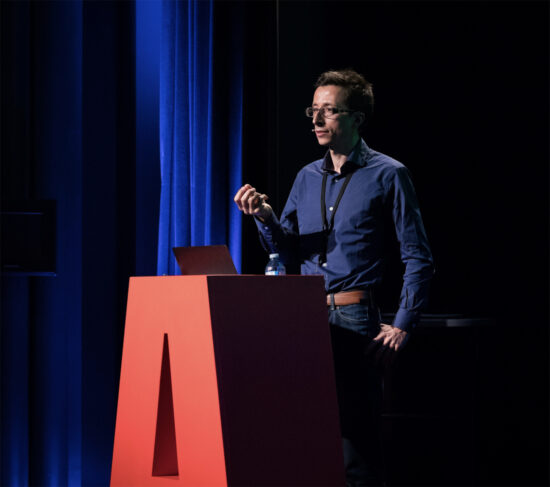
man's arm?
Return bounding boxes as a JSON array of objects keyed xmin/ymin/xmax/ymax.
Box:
[
  {"xmin": 389, "ymin": 166, "xmax": 434, "ymax": 331},
  {"xmin": 234, "ymin": 183, "xmax": 300, "ymax": 266},
  {"xmin": 366, "ymin": 166, "xmax": 434, "ymax": 368}
]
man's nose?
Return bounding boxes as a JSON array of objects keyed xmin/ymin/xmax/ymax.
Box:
[{"xmin": 313, "ymin": 109, "xmax": 325, "ymax": 125}]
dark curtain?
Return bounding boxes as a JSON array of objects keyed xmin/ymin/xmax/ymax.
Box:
[{"xmin": 1, "ymin": 1, "xmax": 273, "ymax": 485}]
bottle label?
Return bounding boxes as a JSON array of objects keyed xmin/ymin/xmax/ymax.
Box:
[{"xmin": 265, "ymin": 270, "xmax": 279, "ymax": 276}]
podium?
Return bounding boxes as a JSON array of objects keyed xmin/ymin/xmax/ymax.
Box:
[{"xmin": 110, "ymin": 275, "xmax": 345, "ymax": 486}]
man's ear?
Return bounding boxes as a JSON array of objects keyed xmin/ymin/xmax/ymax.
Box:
[{"xmin": 354, "ymin": 111, "xmax": 365, "ymax": 128}]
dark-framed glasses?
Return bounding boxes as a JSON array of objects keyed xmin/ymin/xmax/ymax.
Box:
[{"xmin": 305, "ymin": 106, "xmax": 352, "ymax": 119}]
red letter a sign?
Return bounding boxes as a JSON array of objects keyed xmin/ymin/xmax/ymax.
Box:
[{"xmin": 110, "ymin": 276, "xmax": 228, "ymax": 486}]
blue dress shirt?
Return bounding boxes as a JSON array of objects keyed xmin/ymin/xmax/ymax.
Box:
[{"xmin": 256, "ymin": 139, "xmax": 434, "ymax": 332}]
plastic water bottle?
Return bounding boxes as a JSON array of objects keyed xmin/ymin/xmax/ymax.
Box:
[{"xmin": 265, "ymin": 253, "xmax": 286, "ymax": 276}]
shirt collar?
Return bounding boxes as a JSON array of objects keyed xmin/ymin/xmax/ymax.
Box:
[{"xmin": 321, "ymin": 138, "xmax": 371, "ymax": 173}]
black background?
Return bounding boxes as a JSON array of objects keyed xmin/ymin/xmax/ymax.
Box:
[{"xmin": 240, "ymin": 2, "xmax": 548, "ymax": 485}]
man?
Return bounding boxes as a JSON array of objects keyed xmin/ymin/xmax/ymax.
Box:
[{"xmin": 234, "ymin": 69, "xmax": 434, "ymax": 486}]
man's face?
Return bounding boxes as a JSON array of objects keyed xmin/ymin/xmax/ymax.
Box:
[{"xmin": 311, "ymin": 85, "xmax": 359, "ymax": 150}]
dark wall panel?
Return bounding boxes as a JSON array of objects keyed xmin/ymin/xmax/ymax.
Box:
[
  {"xmin": 1, "ymin": 1, "xmax": 138, "ymax": 485},
  {"xmin": 276, "ymin": 0, "xmax": 548, "ymax": 322},
  {"xmin": 81, "ymin": 3, "xmax": 136, "ymax": 485},
  {"xmin": 273, "ymin": 2, "xmax": 548, "ymax": 485},
  {"xmin": 27, "ymin": 2, "xmax": 83, "ymax": 486}
]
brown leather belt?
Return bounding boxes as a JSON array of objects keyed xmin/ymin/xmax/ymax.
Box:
[{"xmin": 326, "ymin": 290, "xmax": 370, "ymax": 307}]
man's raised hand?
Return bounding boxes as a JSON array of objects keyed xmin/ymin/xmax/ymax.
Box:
[{"xmin": 234, "ymin": 184, "xmax": 272, "ymax": 220}]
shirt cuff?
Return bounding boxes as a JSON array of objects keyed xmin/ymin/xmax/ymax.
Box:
[
  {"xmin": 253, "ymin": 213, "xmax": 280, "ymax": 254},
  {"xmin": 254, "ymin": 212, "xmax": 278, "ymax": 233},
  {"xmin": 392, "ymin": 307, "xmax": 420, "ymax": 333}
]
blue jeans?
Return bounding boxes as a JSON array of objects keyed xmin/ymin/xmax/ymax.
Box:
[
  {"xmin": 328, "ymin": 302, "xmax": 381, "ymax": 337},
  {"xmin": 328, "ymin": 304, "xmax": 384, "ymax": 486}
]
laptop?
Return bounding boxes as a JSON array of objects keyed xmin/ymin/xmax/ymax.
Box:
[{"xmin": 171, "ymin": 245, "xmax": 237, "ymax": 275}]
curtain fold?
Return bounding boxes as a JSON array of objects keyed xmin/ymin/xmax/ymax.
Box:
[{"xmin": 158, "ymin": 0, "xmax": 243, "ymax": 275}]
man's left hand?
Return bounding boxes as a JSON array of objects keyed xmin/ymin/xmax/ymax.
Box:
[{"xmin": 365, "ymin": 323, "xmax": 409, "ymax": 369}]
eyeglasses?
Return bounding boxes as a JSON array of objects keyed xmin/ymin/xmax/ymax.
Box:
[{"xmin": 305, "ymin": 106, "xmax": 353, "ymax": 119}]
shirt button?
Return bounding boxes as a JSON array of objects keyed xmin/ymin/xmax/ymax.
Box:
[
  {"xmin": 322, "ymin": 262, "xmax": 327, "ymax": 268},
  {"xmin": 329, "ymin": 206, "xmax": 334, "ymax": 211}
]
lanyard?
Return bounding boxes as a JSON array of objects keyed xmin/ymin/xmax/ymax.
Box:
[
  {"xmin": 321, "ymin": 170, "xmax": 354, "ymax": 233},
  {"xmin": 319, "ymin": 169, "xmax": 354, "ymax": 263}
]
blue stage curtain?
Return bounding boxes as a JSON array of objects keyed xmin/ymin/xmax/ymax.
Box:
[
  {"xmin": 158, "ymin": 0, "xmax": 243, "ymax": 275},
  {"xmin": 2, "ymin": 1, "xmax": 246, "ymax": 485}
]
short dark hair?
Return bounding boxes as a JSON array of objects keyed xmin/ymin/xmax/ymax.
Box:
[{"xmin": 315, "ymin": 69, "xmax": 374, "ymax": 121}]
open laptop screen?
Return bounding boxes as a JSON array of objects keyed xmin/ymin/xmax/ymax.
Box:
[{"xmin": 171, "ymin": 245, "xmax": 237, "ymax": 275}]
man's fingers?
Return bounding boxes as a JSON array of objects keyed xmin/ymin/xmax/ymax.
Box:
[
  {"xmin": 234, "ymin": 184, "xmax": 273, "ymax": 222},
  {"xmin": 253, "ymin": 194, "xmax": 267, "ymax": 214},
  {"xmin": 240, "ymin": 187, "xmax": 267, "ymax": 215},
  {"xmin": 234, "ymin": 184, "xmax": 253, "ymax": 210},
  {"xmin": 240, "ymin": 187, "xmax": 257, "ymax": 214},
  {"xmin": 246, "ymin": 189, "xmax": 261, "ymax": 214},
  {"xmin": 365, "ymin": 328, "xmax": 390, "ymax": 356},
  {"xmin": 369, "ymin": 334, "xmax": 398, "ymax": 368},
  {"xmin": 242, "ymin": 187, "xmax": 254, "ymax": 213},
  {"xmin": 234, "ymin": 183, "xmax": 252, "ymax": 202},
  {"xmin": 365, "ymin": 324, "xmax": 408, "ymax": 369}
]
